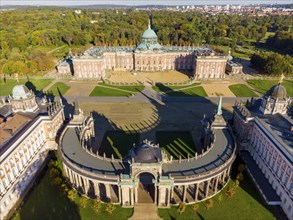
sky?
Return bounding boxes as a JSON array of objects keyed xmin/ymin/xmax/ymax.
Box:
[{"xmin": 1, "ymin": 0, "xmax": 292, "ymax": 6}]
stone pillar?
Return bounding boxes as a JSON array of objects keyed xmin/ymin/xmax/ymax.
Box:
[
  {"xmin": 135, "ymin": 185, "xmax": 138, "ymax": 203},
  {"xmin": 95, "ymin": 183, "xmax": 100, "ymax": 198},
  {"xmin": 83, "ymin": 178, "xmax": 89, "ymax": 195},
  {"xmin": 194, "ymin": 183, "xmax": 199, "ymax": 202},
  {"xmin": 182, "ymin": 185, "xmax": 187, "ymax": 203},
  {"xmin": 105, "ymin": 184, "xmax": 111, "ymax": 200},
  {"xmin": 118, "ymin": 186, "xmax": 121, "ymax": 203},
  {"xmin": 131, "ymin": 187, "xmax": 134, "ymax": 206},
  {"xmin": 170, "ymin": 186, "xmax": 174, "ymax": 200},
  {"xmin": 215, "ymin": 176, "xmax": 219, "ymax": 192},
  {"xmin": 167, "ymin": 187, "xmax": 170, "ymax": 206},
  {"xmin": 205, "ymin": 180, "xmax": 210, "ymax": 198},
  {"xmin": 154, "ymin": 186, "xmax": 157, "ymax": 205}
]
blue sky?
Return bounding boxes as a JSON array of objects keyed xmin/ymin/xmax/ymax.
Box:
[{"xmin": 1, "ymin": 0, "xmax": 292, "ymax": 6}]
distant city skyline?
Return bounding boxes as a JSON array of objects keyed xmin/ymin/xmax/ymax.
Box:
[{"xmin": 1, "ymin": 0, "xmax": 292, "ymax": 6}]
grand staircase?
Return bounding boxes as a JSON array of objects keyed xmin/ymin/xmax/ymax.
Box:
[{"xmin": 129, "ymin": 203, "xmax": 161, "ymax": 220}]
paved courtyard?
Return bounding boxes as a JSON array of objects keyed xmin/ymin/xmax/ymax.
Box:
[
  {"xmin": 77, "ymin": 100, "xmax": 233, "ymax": 150},
  {"xmin": 107, "ymin": 70, "xmax": 190, "ymax": 84},
  {"xmin": 201, "ymin": 82, "xmax": 236, "ymax": 97}
]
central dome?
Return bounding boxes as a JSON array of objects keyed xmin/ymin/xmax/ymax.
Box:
[
  {"xmin": 142, "ymin": 28, "xmax": 157, "ymax": 39},
  {"xmin": 267, "ymin": 83, "xmax": 287, "ymax": 100},
  {"xmin": 132, "ymin": 143, "xmax": 162, "ymax": 163},
  {"xmin": 12, "ymin": 85, "xmax": 33, "ymax": 100}
]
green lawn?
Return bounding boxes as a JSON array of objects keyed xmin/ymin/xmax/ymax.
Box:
[
  {"xmin": 229, "ymin": 84, "xmax": 258, "ymax": 97},
  {"xmin": 156, "ymin": 131, "xmax": 196, "ymax": 159},
  {"xmin": 153, "ymin": 83, "xmax": 207, "ymax": 97},
  {"xmin": 12, "ymin": 164, "xmax": 133, "ymax": 220},
  {"xmin": 0, "ymin": 78, "xmax": 53, "ymax": 96},
  {"xmin": 90, "ymin": 84, "xmax": 145, "ymax": 97},
  {"xmin": 247, "ymin": 79, "xmax": 293, "ymax": 97},
  {"xmin": 158, "ymin": 177, "xmax": 275, "ymax": 220},
  {"xmin": 46, "ymin": 82, "xmax": 70, "ymax": 96},
  {"xmin": 98, "ymin": 131, "xmax": 140, "ymax": 159}
]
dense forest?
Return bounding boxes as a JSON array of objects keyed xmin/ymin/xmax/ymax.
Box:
[{"xmin": 0, "ymin": 7, "xmax": 292, "ymax": 76}]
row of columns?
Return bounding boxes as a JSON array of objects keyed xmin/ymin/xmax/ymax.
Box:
[{"xmin": 64, "ymin": 163, "xmax": 231, "ymax": 207}]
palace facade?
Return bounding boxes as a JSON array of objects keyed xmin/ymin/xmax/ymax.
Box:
[
  {"xmin": 232, "ymin": 82, "xmax": 292, "ymax": 219},
  {"xmin": 0, "ymin": 85, "xmax": 64, "ymax": 219},
  {"xmin": 59, "ymin": 98, "xmax": 236, "ymax": 207},
  {"xmin": 57, "ymin": 21, "xmax": 229, "ymax": 79}
]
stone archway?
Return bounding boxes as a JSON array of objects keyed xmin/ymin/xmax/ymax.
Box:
[{"xmin": 137, "ymin": 172, "xmax": 155, "ymax": 204}]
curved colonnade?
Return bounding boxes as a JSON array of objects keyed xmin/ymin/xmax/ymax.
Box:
[{"xmin": 59, "ymin": 115, "xmax": 236, "ymax": 207}]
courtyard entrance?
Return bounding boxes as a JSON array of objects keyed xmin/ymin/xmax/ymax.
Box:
[{"xmin": 137, "ymin": 173, "xmax": 155, "ymax": 204}]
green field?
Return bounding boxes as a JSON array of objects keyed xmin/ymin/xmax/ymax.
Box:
[
  {"xmin": 90, "ymin": 84, "xmax": 145, "ymax": 97},
  {"xmin": 156, "ymin": 131, "xmax": 196, "ymax": 159},
  {"xmin": 229, "ymin": 84, "xmax": 258, "ymax": 97},
  {"xmin": 158, "ymin": 177, "xmax": 275, "ymax": 220},
  {"xmin": 46, "ymin": 82, "xmax": 70, "ymax": 96},
  {"xmin": 153, "ymin": 83, "xmax": 207, "ymax": 97},
  {"xmin": 247, "ymin": 79, "xmax": 293, "ymax": 97},
  {"xmin": 0, "ymin": 78, "xmax": 53, "ymax": 96},
  {"xmin": 98, "ymin": 131, "xmax": 140, "ymax": 159},
  {"xmin": 12, "ymin": 167, "xmax": 133, "ymax": 220}
]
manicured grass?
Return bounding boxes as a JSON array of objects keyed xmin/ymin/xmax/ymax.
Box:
[
  {"xmin": 90, "ymin": 84, "xmax": 145, "ymax": 97},
  {"xmin": 229, "ymin": 84, "xmax": 258, "ymax": 97},
  {"xmin": 152, "ymin": 83, "xmax": 200, "ymax": 93},
  {"xmin": 156, "ymin": 131, "xmax": 196, "ymax": 159},
  {"xmin": 158, "ymin": 177, "xmax": 275, "ymax": 220},
  {"xmin": 153, "ymin": 83, "xmax": 207, "ymax": 97},
  {"xmin": 46, "ymin": 82, "xmax": 70, "ymax": 96},
  {"xmin": 12, "ymin": 156, "xmax": 133, "ymax": 220},
  {"xmin": 0, "ymin": 78, "xmax": 53, "ymax": 96},
  {"xmin": 99, "ymin": 83, "xmax": 145, "ymax": 93},
  {"xmin": 98, "ymin": 131, "xmax": 140, "ymax": 159},
  {"xmin": 247, "ymin": 79, "xmax": 293, "ymax": 97}
]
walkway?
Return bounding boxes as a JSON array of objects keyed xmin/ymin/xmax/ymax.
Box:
[
  {"xmin": 240, "ymin": 151, "xmax": 281, "ymax": 204},
  {"xmin": 129, "ymin": 203, "xmax": 161, "ymax": 220}
]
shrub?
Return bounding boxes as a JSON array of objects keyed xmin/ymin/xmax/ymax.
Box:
[
  {"xmin": 92, "ymin": 200, "xmax": 101, "ymax": 213},
  {"xmin": 236, "ymin": 173, "xmax": 244, "ymax": 182},
  {"xmin": 68, "ymin": 189, "xmax": 77, "ymax": 201},
  {"xmin": 205, "ymin": 199, "xmax": 214, "ymax": 210},
  {"xmin": 105, "ymin": 203, "xmax": 116, "ymax": 214},
  {"xmin": 191, "ymin": 204, "xmax": 199, "ymax": 213},
  {"xmin": 226, "ymin": 186, "xmax": 236, "ymax": 197},
  {"xmin": 177, "ymin": 202, "xmax": 186, "ymax": 215},
  {"xmin": 238, "ymin": 164, "xmax": 245, "ymax": 173},
  {"xmin": 79, "ymin": 196, "xmax": 88, "ymax": 208}
]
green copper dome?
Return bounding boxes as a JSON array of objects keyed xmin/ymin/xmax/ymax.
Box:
[
  {"xmin": 136, "ymin": 19, "xmax": 162, "ymax": 51},
  {"xmin": 142, "ymin": 28, "xmax": 157, "ymax": 39}
]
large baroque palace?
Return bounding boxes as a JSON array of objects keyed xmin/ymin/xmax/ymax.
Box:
[
  {"xmin": 0, "ymin": 86, "xmax": 64, "ymax": 219},
  {"xmin": 232, "ymin": 81, "xmax": 292, "ymax": 219},
  {"xmin": 57, "ymin": 21, "xmax": 233, "ymax": 79}
]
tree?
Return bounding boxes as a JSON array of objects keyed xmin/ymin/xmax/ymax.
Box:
[
  {"xmin": 177, "ymin": 202, "xmax": 186, "ymax": 215},
  {"xmin": 217, "ymin": 194, "xmax": 223, "ymax": 204},
  {"xmin": 79, "ymin": 196, "xmax": 88, "ymax": 208},
  {"xmin": 68, "ymin": 189, "xmax": 78, "ymax": 201},
  {"xmin": 191, "ymin": 204, "xmax": 199, "ymax": 213},
  {"xmin": 53, "ymin": 177, "xmax": 63, "ymax": 186},
  {"xmin": 92, "ymin": 200, "xmax": 101, "ymax": 213},
  {"xmin": 235, "ymin": 179, "xmax": 240, "ymax": 188},
  {"xmin": 236, "ymin": 173, "xmax": 244, "ymax": 182},
  {"xmin": 205, "ymin": 199, "xmax": 214, "ymax": 210},
  {"xmin": 105, "ymin": 203, "xmax": 116, "ymax": 214},
  {"xmin": 238, "ymin": 164, "xmax": 245, "ymax": 173},
  {"xmin": 226, "ymin": 186, "xmax": 236, "ymax": 197}
]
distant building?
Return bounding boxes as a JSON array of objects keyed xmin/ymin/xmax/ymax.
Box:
[
  {"xmin": 225, "ymin": 50, "xmax": 243, "ymax": 74},
  {"xmin": 0, "ymin": 85, "xmax": 64, "ymax": 219},
  {"xmin": 61, "ymin": 20, "xmax": 227, "ymax": 80},
  {"xmin": 232, "ymin": 80, "xmax": 292, "ymax": 219}
]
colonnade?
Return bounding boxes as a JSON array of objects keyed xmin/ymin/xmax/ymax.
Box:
[{"xmin": 63, "ymin": 161, "xmax": 231, "ymax": 207}]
